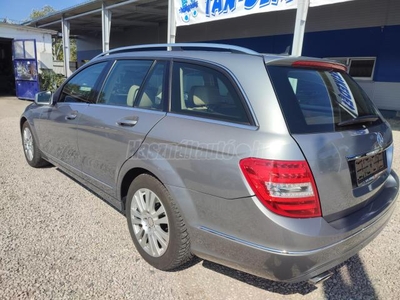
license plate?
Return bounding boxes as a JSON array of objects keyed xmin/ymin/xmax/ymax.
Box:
[{"xmin": 355, "ymin": 151, "xmax": 386, "ymax": 186}]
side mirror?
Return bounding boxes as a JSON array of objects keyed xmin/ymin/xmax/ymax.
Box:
[{"xmin": 34, "ymin": 91, "xmax": 53, "ymax": 106}]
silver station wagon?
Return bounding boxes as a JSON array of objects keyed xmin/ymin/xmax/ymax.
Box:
[{"xmin": 20, "ymin": 44, "xmax": 399, "ymax": 283}]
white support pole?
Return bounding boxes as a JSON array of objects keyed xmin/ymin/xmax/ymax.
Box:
[
  {"xmin": 61, "ymin": 17, "xmax": 71, "ymax": 77},
  {"xmin": 102, "ymin": 3, "xmax": 112, "ymax": 52},
  {"xmin": 167, "ymin": 0, "xmax": 176, "ymax": 44},
  {"xmin": 291, "ymin": 0, "xmax": 310, "ymax": 56}
]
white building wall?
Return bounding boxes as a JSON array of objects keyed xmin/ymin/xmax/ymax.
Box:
[
  {"xmin": 358, "ymin": 81, "xmax": 400, "ymax": 111},
  {"xmin": 0, "ymin": 24, "xmax": 54, "ymax": 70}
]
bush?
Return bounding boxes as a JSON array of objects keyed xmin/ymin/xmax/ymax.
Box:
[{"xmin": 39, "ymin": 69, "xmax": 66, "ymax": 92}]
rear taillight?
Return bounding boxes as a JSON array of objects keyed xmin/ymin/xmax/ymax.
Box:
[
  {"xmin": 239, "ymin": 158, "xmax": 321, "ymax": 218},
  {"xmin": 292, "ymin": 60, "xmax": 347, "ymax": 72}
]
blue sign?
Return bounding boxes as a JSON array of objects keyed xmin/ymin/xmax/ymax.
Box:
[
  {"xmin": 331, "ymin": 72, "xmax": 358, "ymax": 117},
  {"xmin": 175, "ymin": 0, "xmax": 296, "ymax": 26}
]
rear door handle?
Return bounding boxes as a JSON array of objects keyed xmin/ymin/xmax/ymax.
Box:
[
  {"xmin": 117, "ymin": 117, "xmax": 138, "ymax": 127},
  {"xmin": 65, "ymin": 111, "xmax": 78, "ymax": 120}
]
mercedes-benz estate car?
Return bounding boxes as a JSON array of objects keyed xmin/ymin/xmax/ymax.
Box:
[{"xmin": 20, "ymin": 43, "xmax": 398, "ymax": 283}]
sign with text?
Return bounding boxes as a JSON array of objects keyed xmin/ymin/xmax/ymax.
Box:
[{"xmin": 174, "ymin": 0, "xmax": 356, "ymax": 26}]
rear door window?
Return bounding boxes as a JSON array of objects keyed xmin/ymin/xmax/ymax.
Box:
[
  {"xmin": 267, "ymin": 65, "xmax": 381, "ymax": 133},
  {"xmin": 97, "ymin": 60, "xmax": 153, "ymax": 107},
  {"xmin": 135, "ymin": 61, "xmax": 167, "ymax": 111}
]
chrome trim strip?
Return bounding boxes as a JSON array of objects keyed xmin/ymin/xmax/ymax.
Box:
[
  {"xmin": 89, "ymin": 103, "xmax": 167, "ymax": 116},
  {"xmin": 166, "ymin": 113, "xmax": 258, "ymax": 131},
  {"xmin": 199, "ymin": 202, "xmax": 393, "ymax": 256},
  {"xmin": 346, "ymin": 144, "xmax": 391, "ymax": 161}
]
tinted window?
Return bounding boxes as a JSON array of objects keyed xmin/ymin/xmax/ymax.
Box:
[
  {"xmin": 60, "ymin": 62, "xmax": 107, "ymax": 103},
  {"xmin": 171, "ymin": 62, "xmax": 250, "ymax": 124},
  {"xmin": 98, "ymin": 60, "xmax": 153, "ymax": 107},
  {"xmin": 135, "ymin": 61, "xmax": 166, "ymax": 110},
  {"xmin": 267, "ymin": 66, "xmax": 381, "ymax": 133}
]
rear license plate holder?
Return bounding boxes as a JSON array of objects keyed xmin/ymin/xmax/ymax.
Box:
[{"xmin": 353, "ymin": 151, "xmax": 387, "ymax": 186}]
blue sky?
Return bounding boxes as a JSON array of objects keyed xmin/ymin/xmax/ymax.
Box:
[{"xmin": 0, "ymin": 0, "xmax": 89, "ymax": 22}]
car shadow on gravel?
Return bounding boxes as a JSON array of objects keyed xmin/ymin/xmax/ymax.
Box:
[
  {"xmin": 201, "ymin": 260, "xmax": 317, "ymax": 295},
  {"xmin": 201, "ymin": 254, "xmax": 377, "ymax": 297},
  {"xmin": 56, "ymin": 168, "xmax": 123, "ymax": 215},
  {"xmin": 322, "ymin": 255, "xmax": 377, "ymax": 300}
]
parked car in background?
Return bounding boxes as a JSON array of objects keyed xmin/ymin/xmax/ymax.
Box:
[{"xmin": 20, "ymin": 44, "xmax": 398, "ymax": 283}]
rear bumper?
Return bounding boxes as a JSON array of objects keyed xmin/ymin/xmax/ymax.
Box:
[
  {"xmin": 195, "ymin": 196, "xmax": 394, "ymax": 283},
  {"xmin": 168, "ymin": 171, "xmax": 398, "ymax": 282}
]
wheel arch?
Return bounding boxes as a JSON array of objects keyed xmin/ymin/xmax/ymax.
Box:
[
  {"xmin": 20, "ymin": 116, "xmax": 28, "ymax": 132},
  {"xmin": 119, "ymin": 167, "xmax": 162, "ymax": 212},
  {"xmin": 117, "ymin": 155, "xmax": 195, "ymax": 228}
]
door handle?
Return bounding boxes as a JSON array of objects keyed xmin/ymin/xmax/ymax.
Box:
[
  {"xmin": 117, "ymin": 117, "xmax": 138, "ymax": 127},
  {"xmin": 65, "ymin": 111, "xmax": 78, "ymax": 120}
]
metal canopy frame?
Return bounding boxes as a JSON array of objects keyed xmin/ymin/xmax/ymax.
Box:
[
  {"xmin": 25, "ymin": 0, "xmax": 169, "ymax": 76},
  {"xmin": 24, "ymin": 0, "xmax": 340, "ymax": 76}
]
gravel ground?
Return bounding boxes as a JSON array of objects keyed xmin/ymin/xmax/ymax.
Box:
[{"xmin": 0, "ymin": 96, "xmax": 399, "ymax": 300}]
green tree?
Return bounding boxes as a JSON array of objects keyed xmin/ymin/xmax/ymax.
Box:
[
  {"xmin": 29, "ymin": 5, "xmax": 77, "ymax": 61},
  {"xmin": 30, "ymin": 5, "xmax": 55, "ymax": 20}
]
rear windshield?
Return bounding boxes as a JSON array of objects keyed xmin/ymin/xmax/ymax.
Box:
[{"xmin": 267, "ymin": 66, "xmax": 382, "ymax": 134}]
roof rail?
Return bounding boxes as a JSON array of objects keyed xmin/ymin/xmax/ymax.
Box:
[{"xmin": 93, "ymin": 43, "xmax": 259, "ymax": 59}]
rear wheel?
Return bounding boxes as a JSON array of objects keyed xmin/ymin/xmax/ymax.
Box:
[
  {"xmin": 126, "ymin": 174, "xmax": 192, "ymax": 270},
  {"xmin": 21, "ymin": 121, "xmax": 48, "ymax": 168}
]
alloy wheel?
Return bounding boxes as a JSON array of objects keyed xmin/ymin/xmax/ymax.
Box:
[
  {"xmin": 23, "ymin": 127, "xmax": 34, "ymax": 161},
  {"xmin": 130, "ymin": 188, "xmax": 170, "ymax": 257}
]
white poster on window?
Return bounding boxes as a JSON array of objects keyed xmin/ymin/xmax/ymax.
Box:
[{"xmin": 174, "ymin": 0, "xmax": 356, "ymax": 27}]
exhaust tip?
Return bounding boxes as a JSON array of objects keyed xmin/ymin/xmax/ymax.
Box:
[{"xmin": 308, "ymin": 271, "xmax": 333, "ymax": 285}]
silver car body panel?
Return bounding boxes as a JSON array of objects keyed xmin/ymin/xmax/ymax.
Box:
[
  {"xmin": 165, "ymin": 171, "xmax": 398, "ymax": 282},
  {"xmin": 292, "ymin": 122, "xmax": 393, "ymax": 220},
  {"xmin": 37, "ymin": 102, "xmax": 89, "ymax": 172},
  {"xmin": 20, "ymin": 46, "xmax": 399, "ymax": 282},
  {"xmin": 77, "ymin": 104, "xmax": 166, "ymax": 196}
]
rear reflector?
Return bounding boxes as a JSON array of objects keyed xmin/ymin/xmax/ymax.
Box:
[
  {"xmin": 239, "ymin": 158, "xmax": 321, "ymax": 218},
  {"xmin": 292, "ymin": 60, "xmax": 347, "ymax": 72}
]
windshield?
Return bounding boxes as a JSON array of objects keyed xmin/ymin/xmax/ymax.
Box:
[{"xmin": 267, "ymin": 66, "xmax": 382, "ymax": 134}]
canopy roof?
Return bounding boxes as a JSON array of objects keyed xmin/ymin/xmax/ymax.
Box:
[{"xmin": 24, "ymin": 0, "xmax": 169, "ymax": 35}]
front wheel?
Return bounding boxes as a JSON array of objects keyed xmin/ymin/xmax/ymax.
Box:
[
  {"xmin": 21, "ymin": 121, "xmax": 48, "ymax": 168},
  {"xmin": 126, "ymin": 174, "xmax": 193, "ymax": 270}
]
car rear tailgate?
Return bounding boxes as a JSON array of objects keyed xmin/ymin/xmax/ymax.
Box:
[
  {"xmin": 266, "ymin": 58, "xmax": 394, "ymax": 220},
  {"xmin": 292, "ymin": 124, "xmax": 393, "ymax": 220}
]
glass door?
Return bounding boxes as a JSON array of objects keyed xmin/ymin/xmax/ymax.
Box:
[{"xmin": 13, "ymin": 39, "xmax": 39, "ymax": 100}]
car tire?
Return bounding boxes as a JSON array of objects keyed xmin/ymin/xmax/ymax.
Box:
[
  {"xmin": 126, "ymin": 173, "xmax": 193, "ymax": 270},
  {"xmin": 21, "ymin": 121, "xmax": 48, "ymax": 168}
]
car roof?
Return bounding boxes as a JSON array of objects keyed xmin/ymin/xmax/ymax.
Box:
[
  {"xmin": 89, "ymin": 43, "xmax": 346, "ymax": 70},
  {"xmin": 90, "ymin": 43, "xmax": 288, "ymax": 64}
]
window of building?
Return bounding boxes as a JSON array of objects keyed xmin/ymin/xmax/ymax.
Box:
[
  {"xmin": 349, "ymin": 59, "xmax": 376, "ymax": 79},
  {"xmin": 327, "ymin": 57, "xmax": 376, "ymax": 80}
]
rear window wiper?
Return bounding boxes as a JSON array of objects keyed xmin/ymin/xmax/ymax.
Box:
[{"xmin": 337, "ymin": 114, "xmax": 379, "ymax": 127}]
